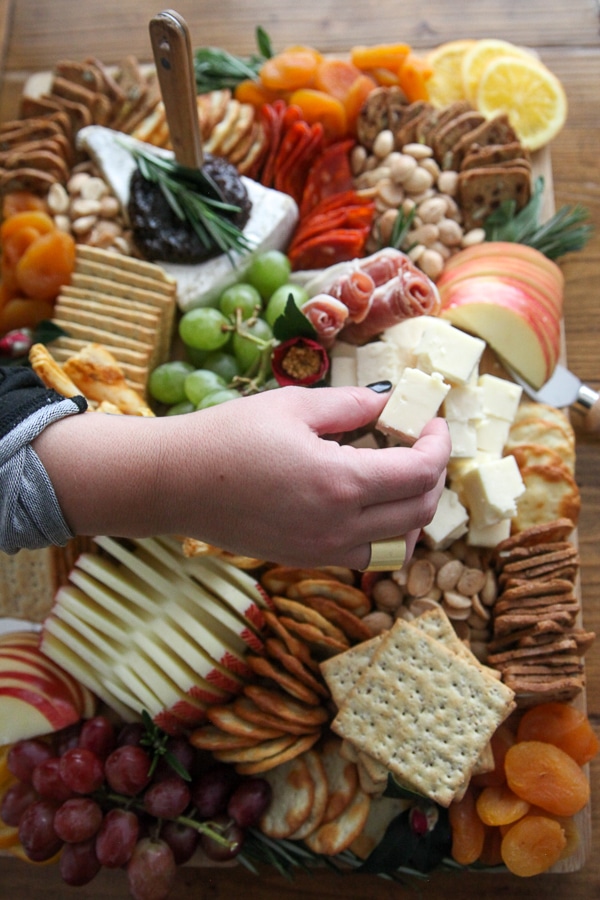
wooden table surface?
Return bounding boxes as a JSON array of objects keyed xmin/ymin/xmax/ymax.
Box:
[{"xmin": 0, "ymin": 1, "xmax": 599, "ymax": 897}]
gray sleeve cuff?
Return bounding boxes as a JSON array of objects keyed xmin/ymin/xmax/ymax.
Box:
[{"xmin": 0, "ymin": 398, "xmax": 85, "ymax": 555}]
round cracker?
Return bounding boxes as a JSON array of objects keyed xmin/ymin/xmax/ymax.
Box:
[
  {"xmin": 261, "ymin": 566, "xmax": 341, "ymax": 595},
  {"xmin": 243, "ymin": 684, "xmax": 330, "ymax": 727},
  {"xmin": 264, "ymin": 637, "xmax": 330, "ymax": 698},
  {"xmin": 288, "ymin": 749, "xmax": 329, "ymax": 840},
  {"xmin": 271, "ymin": 595, "xmax": 348, "ymax": 643},
  {"xmin": 233, "ymin": 695, "xmax": 322, "ymax": 736},
  {"xmin": 304, "ymin": 786, "xmax": 371, "ymax": 855},
  {"xmin": 262, "ymin": 610, "xmax": 321, "ymax": 673},
  {"xmin": 188, "ymin": 725, "xmax": 260, "ymax": 752},
  {"xmin": 246, "ymin": 654, "xmax": 321, "ymax": 706},
  {"xmin": 301, "ymin": 595, "xmax": 373, "ymax": 643},
  {"xmin": 206, "ymin": 704, "xmax": 288, "ymax": 740},
  {"xmin": 235, "ymin": 732, "xmax": 321, "ymax": 776},
  {"xmin": 280, "ymin": 615, "xmax": 349, "ymax": 659},
  {"xmin": 320, "ymin": 736, "xmax": 360, "ymax": 824},
  {"xmin": 212, "ymin": 733, "xmax": 297, "ymax": 764},
  {"xmin": 286, "ymin": 579, "xmax": 371, "ymax": 617},
  {"xmin": 512, "ymin": 466, "xmax": 581, "ymax": 533}
]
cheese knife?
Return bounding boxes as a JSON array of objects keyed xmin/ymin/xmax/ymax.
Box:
[{"xmin": 503, "ymin": 360, "xmax": 600, "ymax": 433}]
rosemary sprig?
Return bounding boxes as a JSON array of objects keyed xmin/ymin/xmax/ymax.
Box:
[
  {"xmin": 194, "ymin": 26, "xmax": 273, "ymax": 93},
  {"xmin": 376, "ymin": 205, "xmax": 417, "ymax": 252},
  {"xmin": 127, "ymin": 144, "xmax": 253, "ymax": 259},
  {"xmin": 483, "ymin": 175, "xmax": 593, "ymax": 260}
]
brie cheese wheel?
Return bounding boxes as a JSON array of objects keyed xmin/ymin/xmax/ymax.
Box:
[{"xmin": 77, "ymin": 126, "xmax": 299, "ymax": 311}]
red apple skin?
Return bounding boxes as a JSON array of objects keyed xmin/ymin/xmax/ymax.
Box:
[
  {"xmin": 441, "ymin": 241, "xmax": 565, "ymax": 284},
  {"xmin": 0, "ymin": 664, "xmax": 80, "ymax": 711},
  {"xmin": 0, "ymin": 648, "xmax": 93, "ymax": 717},
  {"xmin": 0, "ymin": 685, "xmax": 80, "ymax": 731},
  {"xmin": 440, "ymin": 279, "xmax": 559, "ymax": 386},
  {"xmin": 438, "ymin": 263, "xmax": 563, "ymax": 315},
  {"xmin": 441, "ymin": 276, "xmax": 560, "ymax": 363}
]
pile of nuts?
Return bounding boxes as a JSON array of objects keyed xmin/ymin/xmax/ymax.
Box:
[
  {"xmin": 364, "ymin": 538, "xmax": 498, "ymax": 662},
  {"xmin": 351, "ymin": 130, "xmax": 486, "ymax": 280},
  {"xmin": 46, "ymin": 164, "xmax": 134, "ymax": 256}
]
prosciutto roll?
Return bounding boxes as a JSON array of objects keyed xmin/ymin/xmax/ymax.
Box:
[
  {"xmin": 325, "ymin": 269, "xmax": 375, "ymax": 323},
  {"xmin": 339, "ymin": 262, "xmax": 441, "ymax": 345},
  {"xmin": 301, "ymin": 294, "xmax": 350, "ymax": 349}
]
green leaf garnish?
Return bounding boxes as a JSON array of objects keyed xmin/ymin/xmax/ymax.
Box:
[
  {"xmin": 272, "ymin": 295, "xmax": 317, "ymax": 341},
  {"xmin": 384, "ymin": 772, "xmax": 427, "ymax": 802},
  {"xmin": 139, "ymin": 709, "xmax": 192, "ymax": 782},
  {"xmin": 194, "ymin": 26, "xmax": 273, "ymax": 94},
  {"xmin": 377, "ymin": 205, "xmax": 417, "ymax": 251},
  {"xmin": 127, "ymin": 144, "xmax": 254, "ymax": 260},
  {"xmin": 483, "ymin": 175, "xmax": 593, "ymax": 260}
]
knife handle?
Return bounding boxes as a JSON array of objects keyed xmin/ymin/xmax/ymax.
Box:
[
  {"xmin": 575, "ymin": 387, "xmax": 600, "ymax": 434},
  {"xmin": 149, "ymin": 10, "xmax": 204, "ymax": 169}
]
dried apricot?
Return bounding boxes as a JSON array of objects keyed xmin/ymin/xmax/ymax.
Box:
[
  {"xmin": 500, "ymin": 814, "xmax": 566, "ymax": 876},
  {"xmin": 398, "ymin": 53, "xmax": 434, "ymax": 102},
  {"xmin": 2, "ymin": 191, "xmax": 48, "ymax": 219},
  {"xmin": 477, "ymin": 825, "xmax": 503, "ymax": 867},
  {"xmin": 15, "ymin": 230, "xmax": 76, "ymax": 302},
  {"xmin": 288, "ymin": 88, "xmax": 347, "ymax": 140},
  {"xmin": 448, "ymin": 785, "xmax": 486, "ymax": 865},
  {"xmin": 476, "ymin": 783, "xmax": 530, "ymax": 826},
  {"xmin": 0, "ymin": 210, "xmax": 55, "ymax": 243},
  {"xmin": 3, "ymin": 226, "xmax": 43, "ymax": 271},
  {"xmin": 505, "ymin": 740, "xmax": 589, "ymax": 817},
  {"xmin": 517, "ymin": 702, "xmax": 600, "ymax": 766},
  {"xmin": 0, "ymin": 297, "xmax": 55, "ymax": 333},
  {"xmin": 259, "ymin": 47, "xmax": 322, "ymax": 92}
]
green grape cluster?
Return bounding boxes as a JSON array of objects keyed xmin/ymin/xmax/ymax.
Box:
[{"xmin": 148, "ymin": 250, "xmax": 309, "ymax": 413}]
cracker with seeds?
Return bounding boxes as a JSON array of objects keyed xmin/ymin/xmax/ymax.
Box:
[{"xmin": 331, "ymin": 618, "xmax": 515, "ymax": 807}]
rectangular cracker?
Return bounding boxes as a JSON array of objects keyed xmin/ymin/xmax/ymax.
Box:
[{"xmin": 331, "ymin": 618, "xmax": 515, "ymax": 807}]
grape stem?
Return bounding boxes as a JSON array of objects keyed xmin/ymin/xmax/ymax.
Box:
[{"xmin": 98, "ymin": 790, "xmax": 235, "ymax": 849}]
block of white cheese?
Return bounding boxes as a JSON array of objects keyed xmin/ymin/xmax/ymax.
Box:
[
  {"xmin": 329, "ymin": 341, "xmax": 358, "ymax": 387},
  {"xmin": 460, "ymin": 455, "xmax": 526, "ymax": 526},
  {"xmin": 478, "ymin": 373, "xmax": 522, "ymax": 421},
  {"xmin": 414, "ymin": 316, "xmax": 486, "ymax": 385},
  {"xmin": 475, "ymin": 416, "xmax": 511, "ymax": 455},
  {"xmin": 356, "ymin": 340, "xmax": 399, "ymax": 386},
  {"xmin": 381, "ymin": 316, "xmax": 432, "ymax": 372},
  {"xmin": 443, "ymin": 384, "xmax": 482, "ymax": 421},
  {"xmin": 467, "ymin": 516, "xmax": 512, "ymax": 548},
  {"xmin": 422, "ymin": 487, "xmax": 469, "ymax": 550},
  {"xmin": 376, "ymin": 367, "xmax": 450, "ymax": 444},
  {"xmin": 77, "ymin": 126, "xmax": 299, "ymax": 312},
  {"xmin": 447, "ymin": 419, "xmax": 478, "ymax": 458}
]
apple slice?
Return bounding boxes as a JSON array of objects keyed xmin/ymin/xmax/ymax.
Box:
[
  {"xmin": 441, "ymin": 241, "xmax": 565, "ymax": 284},
  {"xmin": 1, "ymin": 646, "xmax": 97, "ymax": 719},
  {"xmin": 0, "ymin": 694, "xmax": 75, "ymax": 745},
  {"xmin": 440, "ymin": 278, "xmax": 559, "ymax": 388},
  {"xmin": 0, "ymin": 654, "xmax": 84, "ymax": 714}
]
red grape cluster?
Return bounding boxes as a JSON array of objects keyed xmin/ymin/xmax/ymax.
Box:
[{"xmin": 1, "ymin": 716, "xmax": 272, "ymax": 899}]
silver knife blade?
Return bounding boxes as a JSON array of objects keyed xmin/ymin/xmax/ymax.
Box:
[{"xmin": 502, "ymin": 360, "xmax": 599, "ymax": 411}]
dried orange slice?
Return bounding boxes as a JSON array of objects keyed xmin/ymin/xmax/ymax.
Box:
[
  {"xmin": 461, "ymin": 39, "xmax": 533, "ymax": 104},
  {"xmin": 425, "ymin": 39, "xmax": 476, "ymax": 107},
  {"xmin": 476, "ymin": 55, "xmax": 567, "ymax": 150}
]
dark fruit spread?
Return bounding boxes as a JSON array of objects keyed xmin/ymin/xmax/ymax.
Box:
[{"xmin": 128, "ymin": 153, "xmax": 252, "ymax": 264}]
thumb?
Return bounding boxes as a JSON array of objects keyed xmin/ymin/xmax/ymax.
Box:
[{"xmin": 289, "ymin": 383, "xmax": 393, "ymax": 437}]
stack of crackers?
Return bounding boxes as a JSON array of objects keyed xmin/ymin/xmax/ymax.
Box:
[
  {"xmin": 504, "ymin": 401, "xmax": 581, "ymax": 531},
  {"xmin": 49, "ymin": 244, "xmax": 177, "ymax": 398},
  {"xmin": 324, "ymin": 607, "xmax": 515, "ymax": 808},
  {"xmin": 488, "ymin": 519, "xmax": 595, "ymax": 706},
  {"xmin": 132, "ymin": 88, "xmax": 267, "ymax": 178},
  {"xmin": 356, "ymin": 89, "xmax": 531, "ymax": 231}
]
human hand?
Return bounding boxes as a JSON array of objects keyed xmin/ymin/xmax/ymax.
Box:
[{"xmin": 163, "ymin": 384, "xmax": 451, "ymax": 569}]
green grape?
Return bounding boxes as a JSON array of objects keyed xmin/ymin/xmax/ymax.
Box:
[
  {"xmin": 165, "ymin": 400, "xmax": 195, "ymax": 416},
  {"xmin": 183, "ymin": 369, "xmax": 226, "ymax": 405},
  {"xmin": 196, "ymin": 389, "xmax": 240, "ymax": 409},
  {"xmin": 184, "ymin": 345, "xmax": 208, "ymax": 368},
  {"xmin": 232, "ymin": 318, "xmax": 273, "ymax": 373},
  {"xmin": 148, "ymin": 361, "xmax": 195, "ymax": 405},
  {"xmin": 245, "ymin": 250, "xmax": 291, "ymax": 300},
  {"xmin": 264, "ymin": 283, "xmax": 309, "ymax": 328},
  {"xmin": 179, "ymin": 307, "xmax": 231, "ymax": 351},
  {"xmin": 202, "ymin": 351, "xmax": 241, "ymax": 383},
  {"xmin": 219, "ymin": 283, "xmax": 262, "ymax": 320}
]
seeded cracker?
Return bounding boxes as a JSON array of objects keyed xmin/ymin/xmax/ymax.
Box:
[{"xmin": 331, "ymin": 618, "xmax": 515, "ymax": 806}]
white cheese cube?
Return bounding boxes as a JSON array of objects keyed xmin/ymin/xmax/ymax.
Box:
[
  {"xmin": 422, "ymin": 487, "xmax": 469, "ymax": 550},
  {"xmin": 447, "ymin": 449, "xmax": 499, "ymax": 487},
  {"xmin": 376, "ymin": 368, "xmax": 450, "ymax": 444},
  {"xmin": 478, "ymin": 374, "xmax": 523, "ymax": 421},
  {"xmin": 476, "ymin": 416, "xmax": 511, "ymax": 455},
  {"xmin": 415, "ymin": 318, "xmax": 486, "ymax": 385},
  {"xmin": 461, "ymin": 456, "xmax": 526, "ymax": 526},
  {"xmin": 443, "ymin": 384, "xmax": 482, "ymax": 421},
  {"xmin": 356, "ymin": 341, "xmax": 399, "ymax": 386},
  {"xmin": 382, "ymin": 315, "xmax": 434, "ymax": 351},
  {"xmin": 467, "ymin": 516, "xmax": 512, "ymax": 548},
  {"xmin": 447, "ymin": 419, "xmax": 478, "ymax": 458},
  {"xmin": 329, "ymin": 342, "xmax": 357, "ymax": 387}
]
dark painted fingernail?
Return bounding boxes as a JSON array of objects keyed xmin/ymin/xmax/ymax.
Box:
[{"xmin": 366, "ymin": 380, "xmax": 393, "ymax": 393}]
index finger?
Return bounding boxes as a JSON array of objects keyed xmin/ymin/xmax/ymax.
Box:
[{"xmin": 346, "ymin": 417, "xmax": 452, "ymax": 508}]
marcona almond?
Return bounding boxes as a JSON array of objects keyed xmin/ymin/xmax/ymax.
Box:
[
  {"xmin": 403, "ymin": 142, "xmax": 433, "ymax": 159},
  {"xmin": 373, "ymin": 128, "xmax": 394, "ymax": 158},
  {"xmin": 372, "ymin": 578, "xmax": 404, "ymax": 612},
  {"xmin": 406, "ymin": 558, "xmax": 436, "ymax": 597},
  {"xmin": 418, "ymin": 248, "xmax": 445, "ymax": 280},
  {"xmin": 388, "ymin": 152, "xmax": 417, "ymax": 183},
  {"xmin": 361, "ymin": 611, "xmax": 394, "ymax": 636},
  {"xmin": 436, "ymin": 559, "xmax": 464, "ymax": 591},
  {"xmin": 443, "ymin": 590, "xmax": 472, "ymax": 611},
  {"xmin": 457, "ymin": 567, "xmax": 487, "ymax": 597},
  {"xmin": 418, "ymin": 196, "xmax": 447, "ymax": 224}
]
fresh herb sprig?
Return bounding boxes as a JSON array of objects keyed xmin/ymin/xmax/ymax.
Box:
[
  {"xmin": 194, "ymin": 26, "xmax": 273, "ymax": 94},
  {"xmin": 128, "ymin": 144, "xmax": 253, "ymax": 259},
  {"xmin": 376, "ymin": 205, "xmax": 417, "ymax": 252},
  {"xmin": 484, "ymin": 175, "xmax": 593, "ymax": 260}
]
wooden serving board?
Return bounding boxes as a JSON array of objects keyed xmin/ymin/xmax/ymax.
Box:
[{"xmin": 0, "ymin": 71, "xmax": 591, "ymax": 877}]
